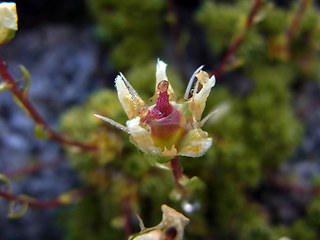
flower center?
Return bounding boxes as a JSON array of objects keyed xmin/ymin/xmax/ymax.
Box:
[{"xmin": 140, "ymin": 80, "xmax": 189, "ymax": 150}]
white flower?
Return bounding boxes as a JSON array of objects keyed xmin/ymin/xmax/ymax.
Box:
[{"xmin": 95, "ymin": 59, "xmax": 216, "ymax": 158}]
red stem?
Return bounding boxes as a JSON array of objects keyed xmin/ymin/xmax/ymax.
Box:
[
  {"xmin": 168, "ymin": 0, "xmax": 187, "ymax": 80},
  {"xmin": 0, "ymin": 56, "xmax": 97, "ymax": 152},
  {"xmin": 170, "ymin": 156, "xmax": 183, "ymax": 182},
  {"xmin": 170, "ymin": 156, "xmax": 189, "ymax": 194},
  {"xmin": 214, "ymin": 0, "xmax": 264, "ymax": 79},
  {"xmin": 214, "ymin": 35, "xmax": 244, "ymax": 79},
  {"xmin": 286, "ymin": 0, "xmax": 311, "ymax": 44},
  {"xmin": 0, "ymin": 187, "xmax": 92, "ymax": 209},
  {"xmin": 122, "ymin": 195, "xmax": 132, "ymax": 239},
  {"xmin": 4, "ymin": 159, "xmax": 64, "ymax": 179}
]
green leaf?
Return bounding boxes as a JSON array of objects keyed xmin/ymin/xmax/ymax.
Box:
[
  {"xmin": 19, "ymin": 65, "xmax": 31, "ymax": 95},
  {"xmin": 12, "ymin": 95, "xmax": 29, "ymax": 114},
  {"xmin": 8, "ymin": 195, "xmax": 31, "ymax": 218},
  {"xmin": 0, "ymin": 174, "xmax": 11, "ymax": 193},
  {"xmin": 34, "ymin": 124, "xmax": 49, "ymax": 139},
  {"xmin": 0, "ymin": 28, "xmax": 16, "ymax": 45},
  {"xmin": 0, "ymin": 82, "xmax": 9, "ymax": 92}
]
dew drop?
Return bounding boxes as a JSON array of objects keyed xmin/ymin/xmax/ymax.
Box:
[{"xmin": 182, "ymin": 201, "xmax": 200, "ymax": 213}]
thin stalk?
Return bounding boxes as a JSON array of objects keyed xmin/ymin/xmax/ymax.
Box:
[
  {"xmin": 0, "ymin": 187, "xmax": 92, "ymax": 209},
  {"xmin": 122, "ymin": 195, "xmax": 132, "ymax": 239},
  {"xmin": 214, "ymin": 0, "xmax": 264, "ymax": 79},
  {"xmin": 0, "ymin": 56, "xmax": 97, "ymax": 152},
  {"xmin": 170, "ymin": 156, "xmax": 187, "ymax": 193},
  {"xmin": 4, "ymin": 159, "xmax": 64, "ymax": 179},
  {"xmin": 286, "ymin": 0, "xmax": 311, "ymax": 44}
]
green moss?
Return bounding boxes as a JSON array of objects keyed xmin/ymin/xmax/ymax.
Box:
[
  {"xmin": 88, "ymin": 0, "xmax": 165, "ymax": 69},
  {"xmin": 58, "ymin": 0, "xmax": 320, "ymax": 239},
  {"xmin": 196, "ymin": 1, "xmax": 250, "ymax": 54},
  {"xmin": 259, "ymin": 7, "xmax": 289, "ymax": 36}
]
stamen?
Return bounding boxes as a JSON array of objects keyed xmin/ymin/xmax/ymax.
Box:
[
  {"xmin": 184, "ymin": 65, "xmax": 204, "ymax": 100},
  {"xmin": 193, "ymin": 81, "xmax": 200, "ymax": 95},
  {"xmin": 200, "ymin": 109, "xmax": 220, "ymax": 127},
  {"xmin": 94, "ymin": 114, "xmax": 130, "ymax": 134}
]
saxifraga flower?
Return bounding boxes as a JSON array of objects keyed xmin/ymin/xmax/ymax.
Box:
[{"xmin": 94, "ymin": 59, "xmax": 216, "ymax": 158}]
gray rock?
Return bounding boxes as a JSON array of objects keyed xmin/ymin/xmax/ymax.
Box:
[{"xmin": 0, "ymin": 25, "xmax": 105, "ymax": 240}]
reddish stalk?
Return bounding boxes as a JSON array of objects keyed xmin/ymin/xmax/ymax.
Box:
[
  {"xmin": 170, "ymin": 156, "xmax": 183, "ymax": 182},
  {"xmin": 286, "ymin": 0, "xmax": 311, "ymax": 44},
  {"xmin": 168, "ymin": 0, "xmax": 187, "ymax": 80},
  {"xmin": 213, "ymin": 0, "xmax": 264, "ymax": 79},
  {"xmin": 122, "ymin": 195, "xmax": 132, "ymax": 239},
  {"xmin": 4, "ymin": 159, "xmax": 64, "ymax": 179},
  {"xmin": 170, "ymin": 156, "xmax": 187, "ymax": 193},
  {"xmin": 0, "ymin": 187, "xmax": 92, "ymax": 209},
  {"xmin": 0, "ymin": 57, "xmax": 97, "ymax": 152},
  {"xmin": 267, "ymin": 170, "xmax": 316, "ymax": 196}
]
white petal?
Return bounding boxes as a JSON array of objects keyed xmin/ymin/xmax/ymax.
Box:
[
  {"xmin": 188, "ymin": 71, "xmax": 216, "ymax": 121},
  {"xmin": 155, "ymin": 59, "xmax": 175, "ymax": 97},
  {"xmin": 178, "ymin": 129, "xmax": 212, "ymax": 157},
  {"xmin": 156, "ymin": 59, "xmax": 168, "ymax": 83},
  {"xmin": 115, "ymin": 74, "xmax": 145, "ymax": 119},
  {"xmin": 160, "ymin": 204, "xmax": 189, "ymax": 227},
  {"xmin": 0, "ymin": 2, "xmax": 17, "ymax": 30},
  {"xmin": 126, "ymin": 117, "xmax": 161, "ymax": 155}
]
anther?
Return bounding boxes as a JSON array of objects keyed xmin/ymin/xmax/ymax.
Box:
[{"xmin": 157, "ymin": 80, "xmax": 169, "ymax": 93}]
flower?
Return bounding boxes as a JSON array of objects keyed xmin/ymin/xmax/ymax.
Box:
[
  {"xmin": 94, "ymin": 59, "xmax": 216, "ymax": 158},
  {"xmin": 0, "ymin": 2, "xmax": 18, "ymax": 44},
  {"xmin": 129, "ymin": 204, "xmax": 189, "ymax": 240}
]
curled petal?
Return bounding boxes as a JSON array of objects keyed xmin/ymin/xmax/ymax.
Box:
[
  {"xmin": 178, "ymin": 129, "xmax": 213, "ymax": 157},
  {"xmin": 127, "ymin": 117, "xmax": 161, "ymax": 155},
  {"xmin": 159, "ymin": 205, "xmax": 189, "ymax": 240},
  {"xmin": 188, "ymin": 70, "xmax": 216, "ymax": 121},
  {"xmin": 115, "ymin": 74, "xmax": 145, "ymax": 119}
]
